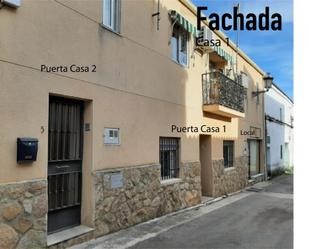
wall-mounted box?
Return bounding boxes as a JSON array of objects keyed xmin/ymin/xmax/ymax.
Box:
[
  {"xmin": 2, "ymin": 0, "xmax": 21, "ymax": 8},
  {"xmin": 110, "ymin": 171, "xmax": 123, "ymax": 189},
  {"xmin": 240, "ymin": 73, "xmax": 249, "ymax": 89},
  {"xmin": 104, "ymin": 128, "xmax": 120, "ymax": 145},
  {"xmin": 17, "ymin": 137, "xmax": 38, "ymax": 163}
]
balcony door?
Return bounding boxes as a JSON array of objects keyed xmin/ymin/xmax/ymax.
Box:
[{"xmin": 47, "ymin": 96, "xmax": 83, "ymax": 234}]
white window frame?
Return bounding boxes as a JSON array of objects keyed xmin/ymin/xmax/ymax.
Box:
[
  {"xmin": 102, "ymin": 0, "xmax": 121, "ymax": 33},
  {"xmin": 171, "ymin": 26, "xmax": 189, "ymax": 67}
]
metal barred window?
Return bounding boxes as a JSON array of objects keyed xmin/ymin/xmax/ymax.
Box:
[
  {"xmin": 48, "ymin": 99, "xmax": 82, "ymax": 162},
  {"xmin": 223, "ymin": 140, "xmax": 234, "ymax": 168},
  {"xmin": 159, "ymin": 137, "xmax": 180, "ymax": 180}
]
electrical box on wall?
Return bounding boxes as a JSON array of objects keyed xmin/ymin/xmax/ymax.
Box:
[
  {"xmin": 240, "ymin": 73, "xmax": 249, "ymax": 89},
  {"xmin": 104, "ymin": 128, "xmax": 120, "ymax": 145},
  {"xmin": 2, "ymin": 0, "xmax": 21, "ymax": 8},
  {"xmin": 17, "ymin": 137, "xmax": 38, "ymax": 163}
]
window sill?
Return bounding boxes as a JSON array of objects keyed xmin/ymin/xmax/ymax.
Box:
[
  {"xmin": 250, "ymin": 173, "xmax": 264, "ymax": 179},
  {"xmin": 224, "ymin": 167, "xmax": 235, "ymax": 172},
  {"xmin": 104, "ymin": 143, "xmax": 121, "ymax": 146},
  {"xmin": 160, "ymin": 178, "xmax": 183, "ymax": 186},
  {"xmin": 47, "ymin": 225, "xmax": 94, "ymax": 246},
  {"xmin": 171, "ymin": 59, "xmax": 189, "ymax": 69},
  {"xmin": 100, "ymin": 23, "xmax": 122, "ymax": 37}
]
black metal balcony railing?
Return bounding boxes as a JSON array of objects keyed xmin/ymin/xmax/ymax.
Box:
[{"xmin": 202, "ymin": 71, "xmax": 245, "ymax": 113}]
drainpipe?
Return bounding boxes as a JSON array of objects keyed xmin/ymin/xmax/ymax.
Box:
[
  {"xmin": 264, "ymin": 113, "xmax": 268, "ymax": 182},
  {"xmin": 235, "ymin": 4, "xmax": 239, "ymax": 81}
]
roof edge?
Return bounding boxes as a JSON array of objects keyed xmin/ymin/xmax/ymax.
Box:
[
  {"xmin": 272, "ymin": 82, "xmax": 294, "ymax": 104},
  {"xmin": 179, "ymin": 0, "xmax": 265, "ymax": 76}
]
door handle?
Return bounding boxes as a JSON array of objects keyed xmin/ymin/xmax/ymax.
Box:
[{"xmin": 56, "ymin": 165, "xmax": 70, "ymax": 169}]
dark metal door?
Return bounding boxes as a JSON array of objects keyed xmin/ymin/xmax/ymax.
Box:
[{"xmin": 48, "ymin": 96, "xmax": 83, "ymax": 234}]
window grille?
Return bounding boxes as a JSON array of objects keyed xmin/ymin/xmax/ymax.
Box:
[
  {"xmin": 159, "ymin": 137, "xmax": 180, "ymax": 180},
  {"xmin": 223, "ymin": 140, "xmax": 234, "ymax": 168}
]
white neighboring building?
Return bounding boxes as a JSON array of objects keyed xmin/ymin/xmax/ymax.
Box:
[{"xmin": 265, "ymin": 83, "xmax": 294, "ymax": 177}]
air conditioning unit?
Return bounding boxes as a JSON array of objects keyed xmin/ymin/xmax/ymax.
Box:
[
  {"xmin": 168, "ymin": 10, "xmax": 177, "ymax": 21},
  {"xmin": 202, "ymin": 25, "xmax": 213, "ymax": 41},
  {"xmin": 196, "ymin": 26, "xmax": 214, "ymax": 53},
  {"xmin": 2, "ymin": 0, "xmax": 21, "ymax": 8}
]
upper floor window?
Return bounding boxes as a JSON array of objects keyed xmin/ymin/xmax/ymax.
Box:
[
  {"xmin": 103, "ymin": 0, "xmax": 121, "ymax": 32},
  {"xmin": 171, "ymin": 26, "xmax": 188, "ymax": 66}
]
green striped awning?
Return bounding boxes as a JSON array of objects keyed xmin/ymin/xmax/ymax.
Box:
[
  {"xmin": 213, "ymin": 46, "xmax": 235, "ymax": 63},
  {"xmin": 171, "ymin": 10, "xmax": 235, "ymax": 63},
  {"xmin": 175, "ymin": 12, "xmax": 199, "ymax": 38}
]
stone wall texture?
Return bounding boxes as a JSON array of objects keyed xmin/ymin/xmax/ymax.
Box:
[
  {"xmin": 0, "ymin": 163, "xmax": 201, "ymax": 248},
  {"xmin": 94, "ymin": 162, "xmax": 201, "ymax": 237},
  {"xmin": 212, "ymin": 156, "xmax": 248, "ymax": 197},
  {"xmin": 0, "ymin": 180, "xmax": 47, "ymax": 249},
  {"xmin": 0, "ymin": 159, "xmax": 255, "ymax": 247}
]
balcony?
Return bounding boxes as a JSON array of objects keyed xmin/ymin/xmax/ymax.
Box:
[{"xmin": 202, "ymin": 71, "xmax": 245, "ymax": 118}]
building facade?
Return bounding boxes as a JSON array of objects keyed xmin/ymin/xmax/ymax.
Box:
[
  {"xmin": 0, "ymin": 0, "xmax": 266, "ymax": 248},
  {"xmin": 265, "ymin": 83, "xmax": 294, "ymax": 177}
]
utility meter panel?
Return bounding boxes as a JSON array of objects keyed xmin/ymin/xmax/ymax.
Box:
[{"xmin": 104, "ymin": 128, "xmax": 120, "ymax": 145}]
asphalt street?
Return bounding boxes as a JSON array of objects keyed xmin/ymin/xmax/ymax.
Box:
[
  {"xmin": 71, "ymin": 174, "xmax": 293, "ymax": 249},
  {"xmin": 130, "ymin": 175, "xmax": 293, "ymax": 249}
]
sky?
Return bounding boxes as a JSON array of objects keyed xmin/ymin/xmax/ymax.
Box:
[{"xmin": 191, "ymin": 0, "xmax": 293, "ymax": 99}]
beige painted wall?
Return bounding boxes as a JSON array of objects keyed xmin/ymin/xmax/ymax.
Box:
[{"xmin": 0, "ymin": 0, "xmax": 265, "ymax": 184}]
